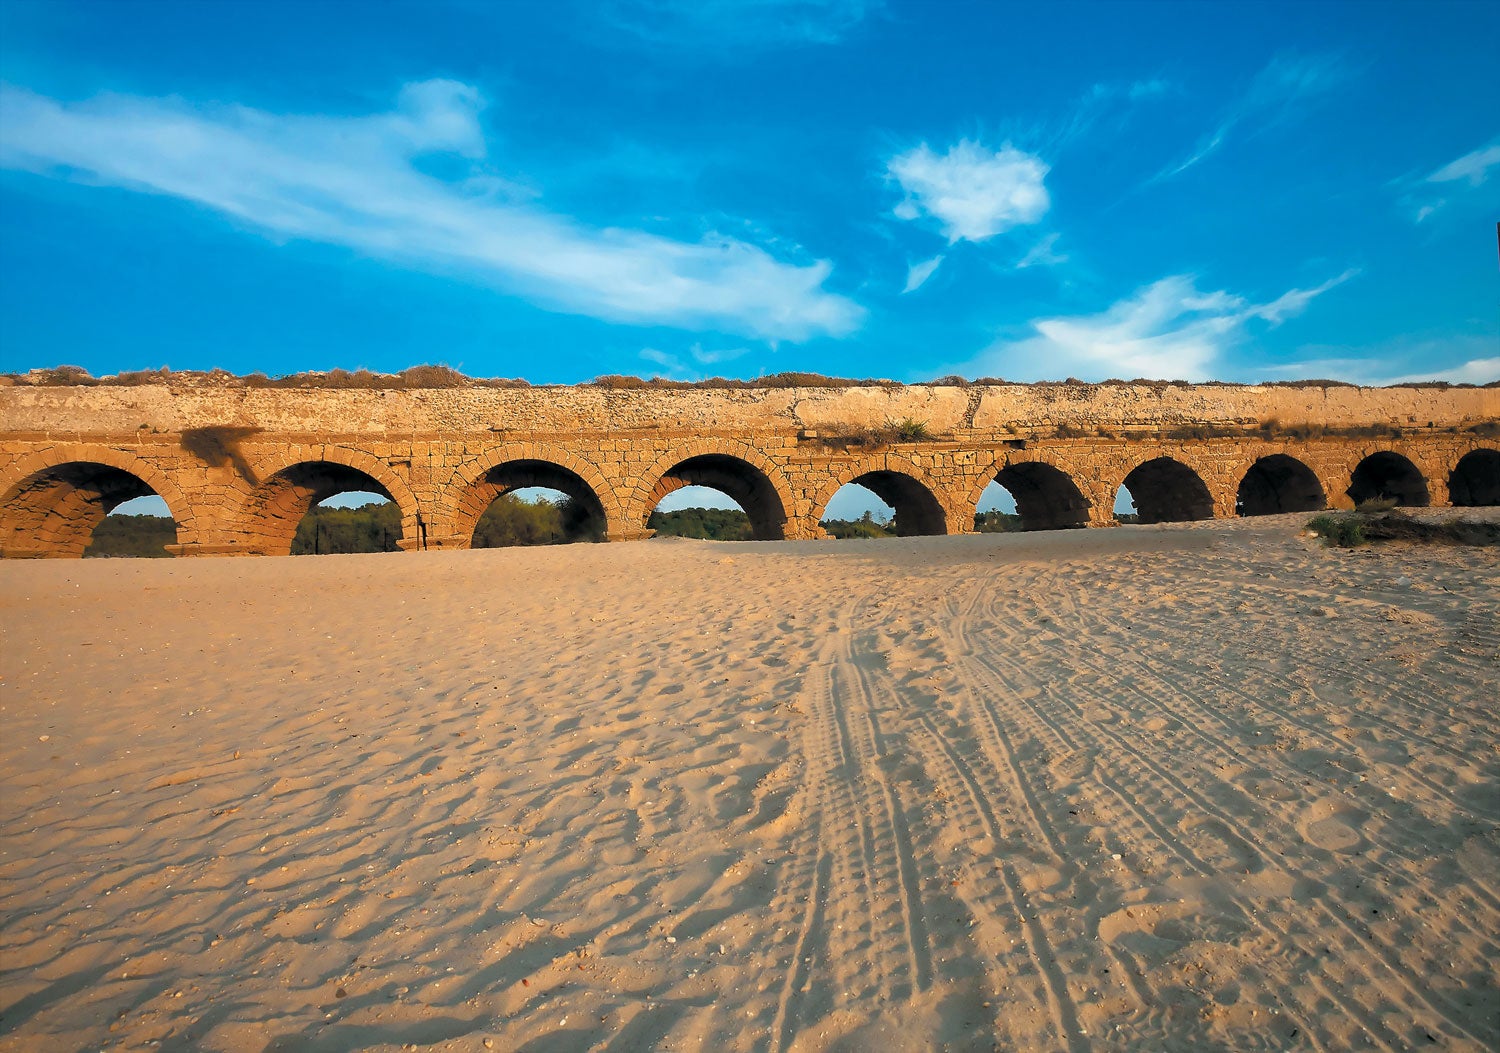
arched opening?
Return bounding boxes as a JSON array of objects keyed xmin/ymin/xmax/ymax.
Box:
[
  {"xmin": 248, "ymin": 462, "xmax": 404, "ymax": 556},
  {"xmin": 1348, "ymin": 452, "xmax": 1429, "ymax": 508},
  {"xmin": 1118, "ymin": 458, "xmax": 1214, "ymax": 524},
  {"xmin": 650, "ymin": 486, "xmax": 753, "ymax": 540},
  {"xmin": 1, "ymin": 461, "xmax": 179, "ymax": 558},
  {"xmin": 460, "ymin": 460, "xmax": 606, "ymax": 548},
  {"xmin": 1236, "ymin": 455, "xmax": 1326, "ymax": 516},
  {"xmin": 1448, "ymin": 449, "xmax": 1500, "ymax": 507},
  {"xmin": 822, "ymin": 472, "xmax": 946, "ymax": 538},
  {"xmin": 986, "ymin": 462, "xmax": 1090, "ymax": 531},
  {"xmin": 293, "ymin": 490, "xmax": 401, "ymax": 555},
  {"xmin": 87, "ymin": 494, "xmax": 177, "ymax": 557},
  {"xmin": 645, "ymin": 454, "xmax": 787, "ymax": 541}
]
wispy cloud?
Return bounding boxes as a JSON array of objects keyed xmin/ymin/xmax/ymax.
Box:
[
  {"xmin": 1385, "ymin": 357, "xmax": 1499, "ymax": 385},
  {"xmin": 639, "ymin": 341, "xmax": 751, "ymax": 378},
  {"xmin": 0, "ymin": 81, "xmax": 863, "ymax": 342},
  {"xmin": 1128, "ymin": 79, "xmax": 1172, "ymax": 101},
  {"xmin": 598, "ymin": 0, "xmax": 879, "ymax": 50},
  {"xmin": 956, "ymin": 271, "xmax": 1354, "ymax": 382},
  {"xmin": 1428, "ymin": 143, "xmax": 1500, "ymax": 185},
  {"xmin": 1155, "ymin": 51, "xmax": 1349, "ymax": 182},
  {"xmin": 1016, "ymin": 232, "xmax": 1067, "ymax": 270},
  {"xmin": 888, "ymin": 139, "xmax": 1050, "ymax": 243},
  {"xmin": 1264, "ymin": 335, "xmax": 1500, "ymax": 386},
  {"xmin": 1403, "ymin": 139, "xmax": 1500, "ymax": 222},
  {"xmin": 901, "ymin": 254, "xmax": 943, "ymax": 293}
]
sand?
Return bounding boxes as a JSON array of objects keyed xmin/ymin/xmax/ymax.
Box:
[{"xmin": 2, "ymin": 514, "xmax": 1497, "ymax": 1052}]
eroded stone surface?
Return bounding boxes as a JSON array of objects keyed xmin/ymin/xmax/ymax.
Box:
[{"xmin": 1, "ymin": 382, "xmax": 1495, "ymax": 555}]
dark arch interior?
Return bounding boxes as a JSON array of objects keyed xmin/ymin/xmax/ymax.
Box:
[
  {"xmin": 1121, "ymin": 458, "xmax": 1214, "ymax": 524},
  {"xmin": 467, "ymin": 460, "xmax": 606, "ymax": 546},
  {"xmin": 254, "ymin": 462, "xmax": 402, "ymax": 555},
  {"xmin": 1237, "ymin": 455, "xmax": 1326, "ymax": 516},
  {"xmin": 1, "ymin": 462, "xmax": 177, "ymax": 558},
  {"xmin": 844, "ymin": 471, "xmax": 946, "ymax": 536},
  {"xmin": 992, "ymin": 462, "xmax": 1090, "ymax": 531},
  {"xmin": 1448, "ymin": 449, "xmax": 1500, "ymax": 507},
  {"xmin": 1347, "ymin": 452, "xmax": 1430, "ymax": 508},
  {"xmin": 649, "ymin": 454, "xmax": 786, "ymax": 540}
]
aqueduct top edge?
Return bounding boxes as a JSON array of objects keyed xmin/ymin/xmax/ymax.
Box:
[{"xmin": 3, "ymin": 382, "xmax": 1495, "ymax": 438}]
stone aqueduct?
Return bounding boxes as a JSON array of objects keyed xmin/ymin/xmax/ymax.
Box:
[{"xmin": 0, "ymin": 380, "xmax": 1496, "ymax": 558}]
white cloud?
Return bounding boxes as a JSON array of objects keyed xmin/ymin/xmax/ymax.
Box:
[
  {"xmin": 1427, "ymin": 144, "xmax": 1500, "ymax": 186},
  {"xmin": 1154, "ymin": 51, "xmax": 1348, "ymax": 182},
  {"xmin": 639, "ymin": 341, "xmax": 750, "ymax": 378},
  {"xmin": 901, "ymin": 254, "xmax": 943, "ymax": 293},
  {"xmin": 1016, "ymin": 232, "xmax": 1068, "ymax": 270},
  {"xmin": 0, "ymin": 81, "xmax": 863, "ymax": 342},
  {"xmin": 887, "ymin": 139, "xmax": 1050, "ymax": 242},
  {"xmin": 1384, "ymin": 357, "xmax": 1499, "ymax": 385},
  {"xmin": 1404, "ymin": 139, "xmax": 1500, "ymax": 223},
  {"xmin": 958, "ymin": 272, "xmax": 1350, "ymax": 382},
  {"xmin": 1249, "ymin": 269, "xmax": 1358, "ymax": 324},
  {"xmin": 1269, "ymin": 332, "xmax": 1500, "ymax": 385}
]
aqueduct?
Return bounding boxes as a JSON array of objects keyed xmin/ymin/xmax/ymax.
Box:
[{"xmin": 0, "ymin": 379, "xmax": 1494, "ymax": 557}]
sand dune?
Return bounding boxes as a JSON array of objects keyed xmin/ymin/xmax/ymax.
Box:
[{"xmin": 2, "ymin": 515, "xmax": 1497, "ymax": 1052}]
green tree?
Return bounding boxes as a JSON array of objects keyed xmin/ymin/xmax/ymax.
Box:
[
  {"xmin": 974, "ymin": 510, "xmax": 1024, "ymax": 532},
  {"xmin": 84, "ymin": 514, "xmax": 177, "ymax": 557},
  {"xmin": 648, "ymin": 507, "xmax": 753, "ymax": 540}
]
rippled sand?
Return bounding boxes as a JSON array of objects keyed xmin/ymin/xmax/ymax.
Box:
[{"xmin": 2, "ymin": 515, "xmax": 1497, "ymax": 1052}]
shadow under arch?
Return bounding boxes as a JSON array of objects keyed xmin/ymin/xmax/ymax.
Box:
[
  {"xmin": 644, "ymin": 452, "xmax": 789, "ymax": 541},
  {"xmin": 1448, "ymin": 448, "xmax": 1500, "ymax": 507},
  {"xmin": 1348, "ymin": 451, "xmax": 1430, "ymax": 508},
  {"xmin": 0, "ymin": 458, "xmax": 182, "ymax": 558},
  {"xmin": 1236, "ymin": 454, "xmax": 1326, "ymax": 516},
  {"xmin": 822, "ymin": 468, "xmax": 948, "ymax": 537},
  {"xmin": 1120, "ymin": 457, "xmax": 1214, "ymax": 524},
  {"xmin": 0, "ymin": 444, "xmax": 193, "ymax": 561},
  {"xmin": 240, "ymin": 460, "xmax": 415, "ymax": 556},
  {"xmin": 989, "ymin": 461, "xmax": 1091, "ymax": 531},
  {"xmin": 454, "ymin": 458, "xmax": 608, "ymax": 546}
]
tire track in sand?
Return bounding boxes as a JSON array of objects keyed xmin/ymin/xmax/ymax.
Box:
[
  {"xmin": 847, "ymin": 593, "xmax": 1090, "ymax": 1052},
  {"xmin": 985, "ymin": 562, "xmax": 1492, "ymax": 1049}
]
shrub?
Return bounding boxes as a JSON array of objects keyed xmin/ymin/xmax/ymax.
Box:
[
  {"xmin": 1307, "ymin": 513, "xmax": 1365, "ymax": 548},
  {"xmin": 592, "ymin": 374, "xmax": 649, "ymax": 389},
  {"xmin": 398, "ymin": 364, "xmax": 467, "ymax": 388},
  {"xmin": 31, "ymin": 365, "xmax": 97, "ymax": 385},
  {"xmin": 1355, "ymin": 496, "xmax": 1399, "ymax": 513},
  {"xmin": 892, "ymin": 417, "xmax": 931, "ymax": 441},
  {"xmin": 110, "ymin": 368, "xmax": 173, "ymax": 386}
]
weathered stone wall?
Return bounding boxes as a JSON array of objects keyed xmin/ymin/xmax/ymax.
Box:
[
  {"xmin": 1, "ymin": 382, "xmax": 1495, "ymax": 557},
  {"xmin": 1, "ymin": 381, "xmax": 1494, "ymax": 437}
]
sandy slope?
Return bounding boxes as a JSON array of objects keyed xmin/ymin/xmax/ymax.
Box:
[{"xmin": 1, "ymin": 515, "xmax": 1497, "ymax": 1052}]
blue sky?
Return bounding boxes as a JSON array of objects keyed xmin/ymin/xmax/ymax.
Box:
[{"xmin": 1, "ymin": 0, "xmax": 1496, "ymax": 391}]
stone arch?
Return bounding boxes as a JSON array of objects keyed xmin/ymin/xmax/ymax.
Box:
[
  {"xmin": 1236, "ymin": 454, "xmax": 1326, "ymax": 516},
  {"xmin": 1348, "ymin": 451, "xmax": 1430, "ymax": 508},
  {"xmin": 235, "ymin": 447, "xmax": 422, "ymax": 555},
  {"xmin": 0, "ymin": 445, "xmax": 192, "ymax": 558},
  {"xmin": 1448, "ymin": 448, "xmax": 1500, "ymax": 507},
  {"xmin": 1119, "ymin": 456, "xmax": 1215, "ymax": 524},
  {"xmin": 812, "ymin": 454, "xmax": 951, "ymax": 536},
  {"xmin": 447, "ymin": 444, "xmax": 614, "ymax": 546},
  {"xmin": 972, "ymin": 456, "xmax": 1092, "ymax": 531},
  {"xmin": 634, "ymin": 441, "xmax": 796, "ymax": 541}
]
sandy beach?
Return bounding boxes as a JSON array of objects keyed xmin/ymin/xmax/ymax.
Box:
[{"xmin": 2, "ymin": 514, "xmax": 1497, "ymax": 1052}]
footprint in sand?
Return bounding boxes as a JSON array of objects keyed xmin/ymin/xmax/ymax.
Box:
[{"xmin": 1297, "ymin": 799, "xmax": 1367, "ymax": 853}]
